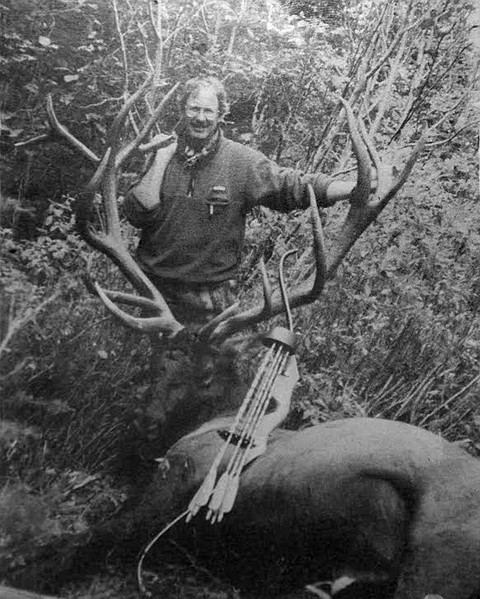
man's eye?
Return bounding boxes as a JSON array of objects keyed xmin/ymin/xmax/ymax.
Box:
[{"xmin": 186, "ymin": 107, "xmax": 217, "ymax": 118}]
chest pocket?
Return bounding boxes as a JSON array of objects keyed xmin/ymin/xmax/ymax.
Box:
[{"xmin": 206, "ymin": 185, "xmax": 229, "ymax": 217}]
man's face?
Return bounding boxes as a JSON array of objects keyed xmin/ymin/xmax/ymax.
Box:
[{"xmin": 184, "ymin": 86, "xmax": 220, "ymax": 145}]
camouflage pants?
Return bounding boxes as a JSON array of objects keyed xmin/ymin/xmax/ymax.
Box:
[{"xmin": 148, "ymin": 275, "xmax": 239, "ymax": 329}]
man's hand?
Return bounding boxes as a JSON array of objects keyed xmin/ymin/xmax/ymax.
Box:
[
  {"xmin": 327, "ymin": 163, "xmax": 397, "ymax": 206},
  {"xmin": 325, "ymin": 180, "xmax": 357, "ymax": 204}
]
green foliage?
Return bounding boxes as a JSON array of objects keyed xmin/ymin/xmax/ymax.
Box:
[{"xmin": 2, "ymin": 197, "xmax": 88, "ymax": 283}]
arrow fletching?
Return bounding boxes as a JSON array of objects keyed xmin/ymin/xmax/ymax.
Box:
[{"xmin": 219, "ymin": 474, "xmax": 240, "ymax": 516}]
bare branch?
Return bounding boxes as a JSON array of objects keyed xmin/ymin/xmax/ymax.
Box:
[
  {"xmin": 0, "ymin": 291, "xmax": 61, "ymax": 357},
  {"xmin": 14, "ymin": 133, "xmax": 50, "ymax": 149},
  {"xmin": 112, "ymin": 0, "xmax": 129, "ymax": 95},
  {"xmin": 365, "ymin": 19, "xmax": 419, "ymax": 80},
  {"xmin": 137, "ymin": 21, "xmax": 154, "ymax": 73},
  {"xmin": 152, "ymin": 0, "xmax": 164, "ymax": 86}
]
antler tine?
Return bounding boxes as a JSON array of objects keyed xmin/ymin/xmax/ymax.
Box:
[
  {"xmin": 307, "ymin": 184, "xmax": 328, "ymax": 298},
  {"xmin": 338, "ymin": 97, "xmax": 372, "ymax": 208},
  {"xmin": 139, "ymin": 133, "xmax": 176, "ymax": 153},
  {"xmin": 325, "ymin": 99, "xmax": 376, "ymax": 274},
  {"xmin": 81, "ymin": 254, "xmax": 184, "ymax": 337},
  {"xmin": 198, "ymin": 256, "xmax": 273, "ymax": 341},
  {"xmin": 85, "ymin": 147, "xmax": 112, "ymax": 192},
  {"xmin": 357, "ymin": 119, "xmax": 387, "ymax": 197},
  {"xmin": 98, "ymin": 242, "xmax": 185, "ymax": 334},
  {"xmin": 96, "ymin": 289, "xmax": 163, "ymax": 312},
  {"xmin": 116, "ymin": 81, "xmax": 180, "ymax": 168},
  {"xmin": 197, "ymin": 302, "xmax": 241, "ymax": 341},
  {"xmin": 279, "ymin": 248, "xmax": 298, "ymax": 331},
  {"xmin": 259, "ymin": 256, "xmax": 273, "ymax": 316},
  {"xmin": 94, "ymin": 283, "xmax": 183, "ymax": 336},
  {"xmin": 46, "ymin": 95, "xmax": 100, "ymax": 163}
]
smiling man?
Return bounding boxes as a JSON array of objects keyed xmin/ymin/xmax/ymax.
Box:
[
  {"xmin": 124, "ymin": 76, "xmax": 358, "ymax": 322},
  {"xmin": 183, "ymin": 85, "xmax": 220, "ymax": 143}
]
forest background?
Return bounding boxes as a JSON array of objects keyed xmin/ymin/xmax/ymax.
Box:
[{"xmin": 0, "ymin": 0, "xmax": 479, "ymax": 597}]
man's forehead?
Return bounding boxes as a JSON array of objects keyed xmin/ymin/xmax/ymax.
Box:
[{"xmin": 186, "ymin": 87, "xmax": 219, "ymax": 108}]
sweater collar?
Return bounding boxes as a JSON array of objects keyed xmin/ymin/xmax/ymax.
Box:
[{"xmin": 176, "ymin": 129, "xmax": 223, "ymax": 168}]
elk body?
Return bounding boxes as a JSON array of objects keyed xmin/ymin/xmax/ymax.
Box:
[
  {"xmin": 33, "ymin": 82, "xmax": 479, "ymax": 599},
  {"xmin": 101, "ymin": 415, "xmax": 480, "ymax": 599}
]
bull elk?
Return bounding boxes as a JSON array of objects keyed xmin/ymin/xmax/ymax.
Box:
[{"xmin": 39, "ymin": 81, "xmax": 480, "ymax": 599}]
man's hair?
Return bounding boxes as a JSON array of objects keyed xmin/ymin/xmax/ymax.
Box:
[{"xmin": 178, "ymin": 76, "xmax": 229, "ymax": 117}]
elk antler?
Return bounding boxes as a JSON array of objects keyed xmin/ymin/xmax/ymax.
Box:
[
  {"xmin": 199, "ymin": 97, "xmax": 429, "ymax": 342},
  {"xmin": 44, "ymin": 87, "xmax": 427, "ymax": 343},
  {"xmin": 45, "ymin": 85, "xmax": 184, "ymax": 338}
]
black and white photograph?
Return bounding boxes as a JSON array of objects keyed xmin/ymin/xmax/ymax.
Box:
[{"xmin": 1, "ymin": 1, "xmax": 479, "ymax": 597}]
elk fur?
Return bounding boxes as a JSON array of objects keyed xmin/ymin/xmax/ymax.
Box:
[{"xmin": 92, "ymin": 416, "xmax": 480, "ymax": 599}]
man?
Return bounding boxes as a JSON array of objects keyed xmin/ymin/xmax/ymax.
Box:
[{"xmin": 124, "ymin": 76, "xmax": 357, "ymax": 323}]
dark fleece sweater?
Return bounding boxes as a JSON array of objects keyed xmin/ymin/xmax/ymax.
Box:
[{"xmin": 124, "ymin": 135, "xmax": 333, "ymax": 285}]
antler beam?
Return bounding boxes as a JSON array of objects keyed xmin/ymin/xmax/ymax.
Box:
[{"xmin": 46, "ymin": 84, "xmax": 185, "ymax": 338}]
